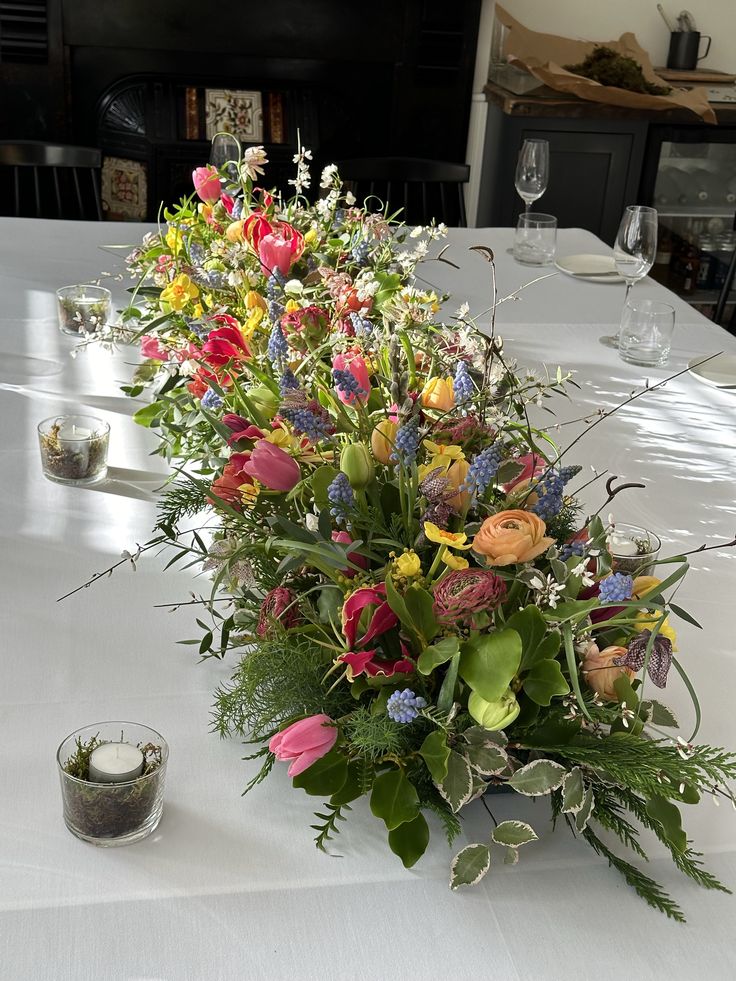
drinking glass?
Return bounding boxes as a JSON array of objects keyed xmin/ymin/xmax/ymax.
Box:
[
  {"xmin": 618, "ymin": 299, "xmax": 675, "ymax": 367},
  {"xmin": 600, "ymin": 205, "xmax": 658, "ymax": 348},
  {"xmin": 515, "ymin": 139, "xmax": 549, "ymax": 213},
  {"xmin": 209, "ymin": 133, "xmax": 240, "ymax": 170},
  {"xmin": 513, "ymin": 213, "xmax": 557, "ymax": 265}
]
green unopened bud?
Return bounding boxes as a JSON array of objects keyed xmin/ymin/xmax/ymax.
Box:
[
  {"xmin": 247, "ymin": 384, "xmax": 280, "ymax": 420},
  {"xmin": 468, "ymin": 688, "xmax": 520, "ymax": 731},
  {"xmin": 340, "ymin": 442, "xmax": 375, "ymax": 490}
]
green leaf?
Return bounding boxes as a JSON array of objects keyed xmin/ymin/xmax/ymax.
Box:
[
  {"xmin": 503, "ymin": 847, "xmax": 519, "ymax": 865},
  {"xmin": 562, "ymin": 622, "xmax": 593, "ymax": 722},
  {"xmin": 132, "ymin": 401, "xmax": 165, "ymax": 428},
  {"xmin": 672, "ymin": 656, "xmax": 701, "ymax": 741},
  {"xmin": 403, "ymin": 584, "xmax": 439, "ymax": 644},
  {"xmin": 508, "ymin": 759, "xmax": 566, "ymax": 796},
  {"xmin": 330, "ymin": 761, "xmax": 365, "ymax": 806},
  {"xmin": 292, "ymin": 749, "xmax": 348, "ymax": 797},
  {"xmin": 438, "ymin": 750, "xmax": 473, "ymax": 813},
  {"xmin": 505, "ymin": 605, "xmax": 557, "ymax": 671},
  {"xmin": 450, "ymin": 843, "xmax": 491, "ymax": 890},
  {"xmin": 370, "ymin": 768, "xmax": 420, "ymax": 830},
  {"xmin": 311, "ymin": 466, "xmax": 340, "ymax": 509},
  {"xmin": 417, "ymin": 636, "xmax": 459, "ymax": 676},
  {"xmin": 544, "ymin": 599, "xmax": 600, "ymax": 623},
  {"xmin": 491, "ymin": 820, "xmax": 538, "ymax": 847},
  {"xmin": 642, "ymin": 700, "xmax": 679, "ymax": 728},
  {"xmin": 464, "ymin": 743, "xmax": 508, "ymax": 776},
  {"xmin": 646, "ymin": 795, "xmax": 687, "ymax": 854},
  {"xmin": 384, "ymin": 571, "xmax": 414, "ymax": 634},
  {"xmin": 437, "ymin": 652, "xmax": 460, "ymax": 714},
  {"xmin": 459, "ymin": 628, "xmax": 522, "ymax": 702},
  {"xmin": 419, "ymin": 731, "xmax": 451, "ymax": 783},
  {"xmin": 561, "ymin": 767, "xmax": 585, "ymax": 813},
  {"xmin": 496, "ymin": 460, "xmax": 524, "ymax": 485},
  {"xmin": 669, "ymin": 603, "xmax": 702, "ymax": 630},
  {"xmin": 388, "ymin": 813, "xmax": 430, "ymax": 868},
  {"xmin": 575, "ymin": 785, "xmax": 595, "ymax": 832},
  {"xmin": 522, "ymin": 659, "xmax": 570, "ymax": 706}
]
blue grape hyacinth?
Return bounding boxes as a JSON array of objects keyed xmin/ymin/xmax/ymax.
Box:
[{"xmin": 387, "ymin": 689, "xmax": 427, "ymax": 724}]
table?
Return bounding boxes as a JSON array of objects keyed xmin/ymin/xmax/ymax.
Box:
[{"xmin": 2, "ymin": 218, "xmax": 736, "ymax": 980}]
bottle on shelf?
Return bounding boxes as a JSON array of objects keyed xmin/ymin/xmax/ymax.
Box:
[
  {"xmin": 655, "ymin": 169, "xmax": 686, "ymax": 206},
  {"xmin": 696, "ymin": 235, "xmax": 716, "ymax": 291}
]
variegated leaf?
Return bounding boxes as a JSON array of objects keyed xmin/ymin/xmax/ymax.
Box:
[
  {"xmin": 438, "ymin": 750, "xmax": 473, "ymax": 813},
  {"xmin": 507, "ymin": 759, "xmax": 566, "ymax": 796},
  {"xmin": 575, "ymin": 785, "xmax": 595, "ymax": 832},
  {"xmin": 491, "ymin": 820, "xmax": 538, "ymax": 848},
  {"xmin": 463, "ymin": 727, "xmax": 508, "ymax": 748},
  {"xmin": 561, "ymin": 767, "xmax": 585, "ymax": 814},
  {"xmin": 465, "ymin": 742, "xmax": 509, "ymax": 776},
  {"xmin": 450, "ymin": 843, "xmax": 491, "ymax": 890},
  {"xmin": 503, "ymin": 846, "xmax": 519, "ymax": 865}
]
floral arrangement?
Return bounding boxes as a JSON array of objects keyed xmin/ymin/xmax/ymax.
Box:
[{"xmin": 86, "ymin": 144, "xmax": 736, "ymax": 921}]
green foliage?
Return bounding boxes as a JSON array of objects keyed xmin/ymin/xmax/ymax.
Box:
[
  {"xmin": 388, "ymin": 813, "xmax": 430, "ymax": 868},
  {"xmin": 370, "ymin": 768, "xmax": 420, "ymax": 830},
  {"xmin": 311, "ymin": 803, "xmax": 350, "ymax": 853},
  {"xmin": 293, "ymin": 749, "xmax": 348, "ymax": 797},
  {"xmin": 157, "ymin": 481, "xmax": 210, "ymax": 533},
  {"xmin": 342, "ymin": 707, "xmax": 429, "ymax": 764},
  {"xmin": 459, "ymin": 629, "xmax": 522, "ymax": 701},
  {"xmin": 212, "ymin": 636, "xmax": 353, "ymax": 740}
]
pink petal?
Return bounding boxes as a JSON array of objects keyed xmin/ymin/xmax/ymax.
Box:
[{"xmin": 287, "ymin": 746, "xmax": 327, "ymax": 777}]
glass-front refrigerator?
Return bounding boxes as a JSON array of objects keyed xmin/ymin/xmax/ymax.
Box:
[{"xmin": 641, "ymin": 125, "xmax": 736, "ymax": 330}]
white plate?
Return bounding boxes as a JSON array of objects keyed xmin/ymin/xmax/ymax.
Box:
[
  {"xmin": 555, "ymin": 253, "xmax": 623, "ymax": 283},
  {"xmin": 688, "ymin": 353, "xmax": 736, "ymax": 389}
]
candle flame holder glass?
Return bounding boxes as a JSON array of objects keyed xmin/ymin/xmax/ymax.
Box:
[
  {"xmin": 38, "ymin": 414, "xmax": 110, "ymax": 485},
  {"xmin": 56, "ymin": 285, "xmax": 112, "ymax": 336},
  {"xmin": 608, "ymin": 523, "xmax": 662, "ymax": 577},
  {"xmin": 57, "ymin": 722, "xmax": 169, "ymax": 846}
]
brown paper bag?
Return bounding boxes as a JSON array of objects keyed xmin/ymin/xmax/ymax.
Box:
[{"xmin": 496, "ymin": 6, "xmax": 716, "ymax": 124}]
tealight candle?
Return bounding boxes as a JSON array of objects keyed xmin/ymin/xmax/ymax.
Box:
[
  {"xmin": 88, "ymin": 742, "xmax": 145, "ymax": 784},
  {"xmin": 37, "ymin": 414, "xmax": 110, "ymax": 485},
  {"xmin": 56, "ymin": 284, "xmax": 112, "ymax": 336},
  {"xmin": 608, "ymin": 523, "xmax": 661, "ymax": 577}
]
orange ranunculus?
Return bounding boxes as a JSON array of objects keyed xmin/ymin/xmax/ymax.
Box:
[
  {"xmin": 420, "ymin": 376, "xmax": 455, "ymax": 412},
  {"xmin": 472, "ymin": 509, "xmax": 554, "ymax": 566},
  {"xmin": 581, "ymin": 643, "xmax": 634, "ymax": 701}
]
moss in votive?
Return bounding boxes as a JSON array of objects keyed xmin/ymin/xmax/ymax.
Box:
[{"xmin": 38, "ymin": 419, "xmax": 109, "ymax": 484}]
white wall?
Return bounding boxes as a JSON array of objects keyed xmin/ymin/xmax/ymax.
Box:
[{"xmin": 498, "ymin": 0, "xmax": 736, "ymax": 74}]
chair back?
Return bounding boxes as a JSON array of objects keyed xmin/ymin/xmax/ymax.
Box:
[
  {"xmin": 0, "ymin": 141, "xmax": 103, "ymax": 220},
  {"xmin": 334, "ymin": 157, "xmax": 470, "ymax": 227}
]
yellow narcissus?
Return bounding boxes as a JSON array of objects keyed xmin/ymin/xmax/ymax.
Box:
[{"xmin": 423, "ymin": 522, "xmax": 472, "ymax": 550}]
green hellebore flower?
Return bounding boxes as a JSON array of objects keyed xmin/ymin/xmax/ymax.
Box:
[
  {"xmin": 340, "ymin": 443, "xmax": 375, "ymax": 490},
  {"xmin": 468, "ymin": 688, "xmax": 520, "ymax": 731}
]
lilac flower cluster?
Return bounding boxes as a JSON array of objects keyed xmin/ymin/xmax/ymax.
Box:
[
  {"xmin": 453, "ymin": 361, "xmax": 474, "ymax": 403},
  {"xmin": 462, "ymin": 443, "xmax": 503, "ymax": 500},
  {"xmin": 391, "ymin": 418, "xmax": 420, "ymax": 467},
  {"xmin": 598, "ymin": 572, "xmax": 634, "ymax": 604},
  {"xmin": 267, "ymin": 323, "xmax": 288, "ymax": 364},
  {"xmin": 530, "ymin": 465, "xmax": 582, "ymax": 521},
  {"xmin": 333, "ymin": 368, "xmax": 366, "ymax": 402},
  {"xmin": 387, "ymin": 689, "xmax": 427, "ymax": 724},
  {"xmin": 327, "ymin": 472, "xmax": 354, "ymax": 527}
]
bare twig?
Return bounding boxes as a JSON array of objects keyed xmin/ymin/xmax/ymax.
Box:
[{"xmin": 57, "ymin": 536, "xmax": 167, "ymax": 602}]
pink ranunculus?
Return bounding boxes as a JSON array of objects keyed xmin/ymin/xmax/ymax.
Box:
[
  {"xmin": 241, "ymin": 440, "xmax": 301, "ymax": 492},
  {"xmin": 332, "ymin": 350, "xmax": 371, "ymax": 405},
  {"xmin": 339, "ymin": 650, "xmax": 414, "ymax": 680},
  {"xmin": 192, "ymin": 166, "xmax": 222, "ymax": 203},
  {"xmin": 140, "ymin": 335, "xmax": 169, "ymax": 361},
  {"xmin": 332, "ymin": 531, "xmax": 368, "ymax": 579},
  {"xmin": 502, "ymin": 452, "xmax": 547, "ymax": 493},
  {"xmin": 268, "ymin": 714, "xmax": 338, "ymax": 777},
  {"xmin": 341, "ymin": 583, "xmax": 398, "ymax": 650}
]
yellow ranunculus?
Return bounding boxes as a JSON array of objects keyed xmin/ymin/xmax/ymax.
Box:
[
  {"xmin": 420, "ymin": 376, "xmax": 455, "ymax": 412},
  {"xmin": 241, "ymin": 307, "xmax": 264, "ymax": 342},
  {"xmin": 634, "ymin": 613, "xmax": 678, "ymax": 651},
  {"xmin": 394, "ymin": 551, "xmax": 422, "ymax": 578},
  {"xmin": 304, "ymin": 228, "xmax": 319, "ymax": 247},
  {"xmin": 443, "ymin": 552, "xmax": 469, "ymax": 571},
  {"xmin": 423, "ymin": 521, "xmax": 472, "ymax": 550},
  {"xmin": 160, "ymin": 274, "xmax": 199, "ymax": 312}
]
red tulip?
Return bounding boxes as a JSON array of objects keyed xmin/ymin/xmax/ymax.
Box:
[
  {"xmin": 192, "ymin": 166, "xmax": 221, "ymax": 203},
  {"xmin": 241, "ymin": 440, "xmax": 301, "ymax": 491},
  {"xmin": 341, "ymin": 583, "xmax": 398, "ymax": 650}
]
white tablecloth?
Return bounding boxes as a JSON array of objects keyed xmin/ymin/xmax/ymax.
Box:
[{"xmin": 2, "ymin": 218, "xmax": 736, "ymax": 980}]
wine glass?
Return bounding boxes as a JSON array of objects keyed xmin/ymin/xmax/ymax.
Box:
[
  {"xmin": 515, "ymin": 139, "xmax": 549, "ymax": 213},
  {"xmin": 600, "ymin": 205, "xmax": 658, "ymax": 349},
  {"xmin": 209, "ymin": 133, "xmax": 240, "ymax": 170}
]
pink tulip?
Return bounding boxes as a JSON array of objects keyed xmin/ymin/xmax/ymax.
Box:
[
  {"xmin": 258, "ymin": 232, "xmax": 294, "ymax": 277},
  {"xmin": 269, "ymin": 714, "xmax": 338, "ymax": 777},
  {"xmin": 192, "ymin": 166, "xmax": 222, "ymax": 203},
  {"xmin": 222, "ymin": 414, "xmax": 266, "ymax": 445},
  {"xmin": 341, "ymin": 583, "xmax": 398, "ymax": 649},
  {"xmin": 241, "ymin": 440, "xmax": 301, "ymax": 491},
  {"xmin": 140, "ymin": 335, "xmax": 169, "ymax": 361},
  {"xmin": 339, "ymin": 650, "xmax": 414, "ymax": 680},
  {"xmin": 502, "ymin": 452, "xmax": 547, "ymax": 493},
  {"xmin": 332, "ymin": 351, "xmax": 371, "ymax": 405},
  {"xmin": 332, "ymin": 531, "xmax": 368, "ymax": 579}
]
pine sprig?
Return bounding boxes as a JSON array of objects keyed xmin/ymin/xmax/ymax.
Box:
[
  {"xmin": 157, "ymin": 480, "xmax": 210, "ymax": 532},
  {"xmin": 311, "ymin": 802, "xmax": 351, "ymax": 853},
  {"xmin": 424, "ymin": 797, "xmax": 462, "ymax": 846},
  {"xmin": 581, "ymin": 825, "xmax": 686, "ymax": 922},
  {"xmin": 240, "ymin": 747, "xmax": 276, "ymax": 796},
  {"xmin": 587, "ymin": 791, "xmax": 648, "ymax": 860}
]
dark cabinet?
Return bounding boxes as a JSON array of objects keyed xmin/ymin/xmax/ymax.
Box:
[{"xmin": 477, "ymin": 107, "xmax": 648, "ymax": 244}]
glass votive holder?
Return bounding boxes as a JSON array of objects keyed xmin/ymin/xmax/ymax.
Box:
[
  {"xmin": 37, "ymin": 414, "xmax": 110, "ymax": 485},
  {"xmin": 56, "ymin": 284, "xmax": 112, "ymax": 336},
  {"xmin": 618, "ymin": 299, "xmax": 676, "ymax": 367},
  {"xmin": 513, "ymin": 212, "xmax": 557, "ymax": 265},
  {"xmin": 57, "ymin": 722, "xmax": 169, "ymax": 846},
  {"xmin": 608, "ymin": 523, "xmax": 662, "ymax": 577}
]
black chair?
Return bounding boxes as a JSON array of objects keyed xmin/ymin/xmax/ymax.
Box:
[
  {"xmin": 334, "ymin": 157, "xmax": 470, "ymax": 227},
  {"xmin": 0, "ymin": 141, "xmax": 103, "ymax": 220}
]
